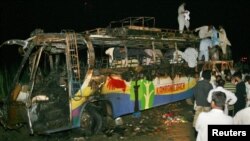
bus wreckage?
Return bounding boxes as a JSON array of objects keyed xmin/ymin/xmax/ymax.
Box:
[{"xmin": 0, "ymin": 17, "xmax": 233, "ymax": 135}]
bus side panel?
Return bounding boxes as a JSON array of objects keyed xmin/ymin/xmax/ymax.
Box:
[
  {"xmin": 153, "ymin": 88, "xmax": 194, "ymax": 107},
  {"xmin": 103, "ymin": 88, "xmax": 194, "ymax": 118},
  {"xmin": 101, "ymin": 76, "xmax": 196, "ymax": 118},
  {"xmin": 104, "ymin": 93, "xmax": 134, "ymax": 118}
]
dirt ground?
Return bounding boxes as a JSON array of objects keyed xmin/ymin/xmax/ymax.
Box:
[{"xmin": 0, "ymin": 100, "xmax": 196, "ymax": 141}]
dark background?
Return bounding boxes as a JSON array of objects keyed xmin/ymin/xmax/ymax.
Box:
[{"xmin": 1, "ymin": 0, "xmax": 249, "ymax": 61}]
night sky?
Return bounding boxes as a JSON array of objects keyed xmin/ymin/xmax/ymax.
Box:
[{"xmin": 1, "ymin": 0, "xmax": 250, "ymax": 61}]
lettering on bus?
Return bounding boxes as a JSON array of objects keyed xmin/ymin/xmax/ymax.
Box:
[{"xmin": 156, "ymin": 83, "xmax": 185, "ymax": 94}]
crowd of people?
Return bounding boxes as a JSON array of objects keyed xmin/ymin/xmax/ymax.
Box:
[
  {"xmin": 177, "ymin": 3, "xmax": 250, "ymax": 140},
  {"xmin": 191, "ymin": 69, "xmax": 250, "ymax": 141}
]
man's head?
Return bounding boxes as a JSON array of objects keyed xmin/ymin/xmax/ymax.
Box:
[
  {"xmin": 202, "ymin": 70, "xmax": 211, "ymax": 81},
  {"xmin": 233, "ymin": 71, "xmax": 242, "ymax": 82},
  {"xmin": 225, "ymin": 74, "xmax": 232, "ymax": 82},
  {"xmin": 245, "ymin": 75, "xmax": 250, "ymax": 84},
  {"xmin": 194, "ymin": 72, "xmax": 200, "ymax": 81},
  {"xmin": 216, "ymin": 79, "xmax": 225, "ymax": 87},
  {"xmin": 211, "ymin": 91, "xmax": 226, "ymax": 109}
]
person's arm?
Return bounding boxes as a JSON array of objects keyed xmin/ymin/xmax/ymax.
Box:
[
  {"xmin": 207, "ymin": 89, "xmax": 214, "ymax": 103},
  {"xmin": 193, "ymin": 83, "xmax": 198, "ymax": 98},
  {"xmin": 195, "ymin": 27, "xmax": 202, "ymax": 32},
  {"xmin": 214, "ymin": 87, "xmax": 237, "ymax": 105},
  {"xmin": 225, "ymin": 90, "xmax": 237, "ymax": 105}
]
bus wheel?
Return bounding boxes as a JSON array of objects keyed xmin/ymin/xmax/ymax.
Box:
[
  {"xmin": 102, "ymin": 104, "xmax": 115, "ymax": 131},
  {"xmin": 80, "ymin": 107, "xmax": 102, "ymax": 136}
]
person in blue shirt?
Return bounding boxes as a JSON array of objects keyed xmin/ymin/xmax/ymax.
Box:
[
  {"xmin": 198, "ymin": 38, "xmax": 212, "ymax": 61},
  {"xmin": 211, "ymin": 26, "xmax": 219, "ymax": 47}
]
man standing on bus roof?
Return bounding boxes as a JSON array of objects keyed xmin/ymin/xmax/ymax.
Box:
[
  {"xmin": 195, "ymin": 25, "xmax": 212, "ymax": 39},
  {"xmin": 218, "ymin": 25, "xmax": 231, "ymax": 59},
  {"xmin": 177, "ymin": 3, "xmax": 190, "ymax": 33},
  {"xmin": 211, "ymin": 26, "xmax": 220, "ymax": 47},
  {"xmin": 198, "ymin": 38, "xmax": 213, "ymax": 62}
]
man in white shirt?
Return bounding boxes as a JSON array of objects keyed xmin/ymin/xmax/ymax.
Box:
[
  {"xmin": 195, "ymin": 91, "xmax": 233, "ymax": 141},
  {"xmin": 144, "ymin": 49, "xmax": 163, "ymax": 65},
  {"xmin": 233, "ymin": 106, "xmax": 250, "ymax": 124},
  {"xmin": 218, "ymin": 26, "xmax": 231, "ymax": 59},
  {"xmin": 181, "ymin": 47, "xmax": 198, "ymax": 68},
  {"xmin": 198, "ymin": 38, "xmax": 212, "ymax": 61},
  {"xmin": 105, "ymin": 47, "xmax": 115, "ymax": 65},
  {"xmin": 177, "ymin": 3, "xmax": 190, "ymax": 33},
  {"xmin": 195, "ymin": 25, "xmax": 212, "ymax": 39},
  {"xmin": 207, "ymin": 79, "xmax": 237, "ymax": 115}
]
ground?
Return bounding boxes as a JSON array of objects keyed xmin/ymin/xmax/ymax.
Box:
[{"xmin": 0, "ymin": 100, "xmax": 195, "ymax": 141}]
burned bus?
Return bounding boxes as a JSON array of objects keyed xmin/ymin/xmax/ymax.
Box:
[{"xmin": 0, "ymin": 17, "xmax": 201, "ymax": 135}]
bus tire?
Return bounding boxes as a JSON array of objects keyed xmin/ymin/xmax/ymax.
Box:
[
  {"xmin": 80, "ymin": 106, "xmax": 102, "ymax": 136},
  {"xmin": 101, "ymin": 104, "xmax": 115, "ymax": 131}
]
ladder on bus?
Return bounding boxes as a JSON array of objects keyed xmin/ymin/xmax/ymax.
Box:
[{"xmin": 65, "ymin": 32, "xmax": 81, "ymax": 94}]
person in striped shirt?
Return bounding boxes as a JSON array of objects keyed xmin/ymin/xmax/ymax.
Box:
[
  {"xmin": 224, "ymin": 74, "xmax": 236, "ymax": 93},
  {"xmin": 224, "ymin": 74, "xmax": 236, "ymax": 116}
]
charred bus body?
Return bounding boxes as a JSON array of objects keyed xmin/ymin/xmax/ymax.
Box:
[{"xmin": 0, "ymin": 17, "xmax": 203, "ymax": 135}]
